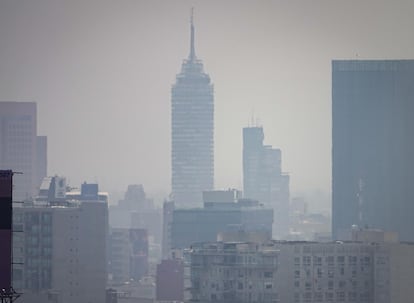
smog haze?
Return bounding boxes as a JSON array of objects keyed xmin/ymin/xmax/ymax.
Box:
[{"xmin": 1, "ymin": 0, "xmax": 414, "ymax": 199}]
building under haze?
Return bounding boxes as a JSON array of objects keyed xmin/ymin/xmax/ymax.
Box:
[
  {"xmin": 243, "ymin": 126, "xmax": 290, "ymax": 239},
  {"xmin": 109, "ymin": 228, "xmax": 148, "ymax": 283},
  {"xmin": 189, "ymin": 230, "xmax": 414, "ymax": 303},
  {"xmin": 171, "ymin": 14, "xmax": 214, "ymax": 208},
  {"xmin": 109, "ymin": 184, "xmax": 162, "ymax": 246},
  {"xmin": 163, "ymin": 190, "xmax": 273, "ymax": 256},
  {"xmin": 13, "ymin": 177, "xmax": 108, "ymax": 303},
  {"xmin": 0, "ymin": 102, "xmax": 47, "ymax": 201},
  {"xmin": 332, "ymin": 60, "xmax": 414, "ymax": 241}
]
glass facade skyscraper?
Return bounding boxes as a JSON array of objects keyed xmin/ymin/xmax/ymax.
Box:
[
  {"xmin": 332, "ymin": 60, "xmax": 414, "ymax": 241},
  {"xmin": 171, "ymin": 15, "xmax": 214, "ymax": 208}
]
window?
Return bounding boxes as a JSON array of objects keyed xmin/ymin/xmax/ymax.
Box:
[
  {"xmin": 294, "ymin": 270, "xmax": 300, "ymax": 278},
  {"xmin": 348, "ymin": 292, "xmax": 357, "ymax": 302},
  {"xmin": 264, "ymin": 271, "xmax": 273, "ymax": 278},
  {"xmin": 348, "ymin": 256, "xmax": 357, "ymax": 265},
  {"xmin": 317, "ymin": 268, "xmax": 323, "ymax": 278},
  {"xmin": 294, "ymin": 257, "xmax": 300, "ymax": 265},
  {"xmin": 337, "ymin": 291, "xmax": 345, "ymax": 302},
  {"xmin": 313, "ymin": 256, "xmax": 322, "ymax": 266}
]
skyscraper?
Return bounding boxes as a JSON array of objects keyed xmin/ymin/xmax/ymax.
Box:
[
  {"xmin": 332, "ymin": 60, "xmax": 414, "ymax": 241},
  {"xmin": 171, "ymin": 13, "xmax": 214, "ymax": 208},
  {"xmin": 0, "ymin": 102, "xmax": 47, "ymax": 201},
  {"xmin": 243, "ymin": 126, "xmax": 290, "ymax": 239}
]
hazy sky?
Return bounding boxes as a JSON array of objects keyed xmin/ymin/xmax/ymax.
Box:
[{"xmin": 1, "ymin": 0, "xmax": 414, "ymax": 201}]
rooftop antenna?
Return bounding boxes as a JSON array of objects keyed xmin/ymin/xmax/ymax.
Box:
[
  {"xmin": 256, "ymin": 117, "xmax": 261, "ymax": 127},
  {"xmin": 189, "ymin": 7, "xmax": 196, "ymax": 61},
  {"xmin": 250, "ymin": 109, "xmax": 255, "ymax": 127}
]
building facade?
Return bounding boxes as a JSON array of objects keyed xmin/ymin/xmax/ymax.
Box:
[
  {"xmin": 332, "ymin": 60, "xmax": 414, "ymax": 241},
  {"xmin": 13, "ymin": 177, "xmax": 108, "ymax": 303},
  {"xmin": 0, "ymin": 102, "xmax": 47, "ymax": 201},
  {"xmin": 109, "ymin": 184, "xmax": 162, "ymax": 246},
  {"xmin": 171, "ymin": 15, "xmax": 214, "ymax": 208},
  {"xmin": 189, "ymin": 234, "xmax": 414, "ymax": 303},
  {"xmin": 243, "ymin": 126, "xmax": 290, "ymax": 239},
  {"xmin": 164, "ymin": 190, "xmax": 273, "ymax": 256},
  {"xmin": 0, "ymin": 170, "xmax": 13, "ymax": 294},
  {"xmin": 156, "ymin": 259, "xmax": 184, "ymax": 302},
  {"xmin": 109, "ymin": 228, "xmax": 149, "ymax": 283}
]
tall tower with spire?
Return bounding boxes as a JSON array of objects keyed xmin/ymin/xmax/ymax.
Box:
[{"xmin": 171, "ymin": 11, "xmax": 214, "ymax": 208}]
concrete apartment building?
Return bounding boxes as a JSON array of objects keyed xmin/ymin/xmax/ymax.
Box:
[
  {"xmin": 188, "ymin": 230, "xmax": 414, "ymax": 303},
  {"xmin": 13, "ymin": 177, "xmax": 108, "ymax": 303}
]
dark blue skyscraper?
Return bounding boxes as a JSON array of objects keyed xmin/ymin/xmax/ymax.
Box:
[
  {"xmin": 332, "ymin": 60, "xmax": 414, "ymax": 241},
  {"xmin": 171, "ymin": 14, "xmax": 214, "ymax": 208}
]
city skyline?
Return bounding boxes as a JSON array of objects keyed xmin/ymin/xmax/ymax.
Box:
[{"xmin": 1, "ymin": 1, "xmax": 414, "ymax": 204}]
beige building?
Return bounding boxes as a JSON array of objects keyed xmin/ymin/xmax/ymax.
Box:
[{"xmin": 189, "ymin": 230, "xmax": 414, "ymax": 303}]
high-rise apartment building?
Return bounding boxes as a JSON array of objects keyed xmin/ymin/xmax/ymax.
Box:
[
  {"xmin": 243, "ymin": 126, "xmax": 290, "ymax": 239},
  {"xmin": 0, "ymin": 102, "xmax": 47, "ymax": 201},
  {"xmin": 171, "ymin": 14, "xmax": 214, "ymax": 208},
  {"xmin": 332, "ymin": 60, "xmax": 414, "ymax": 241},
  {"xmin": 13, "ymin": 177, "xmax": 108, "ymax": 303}
]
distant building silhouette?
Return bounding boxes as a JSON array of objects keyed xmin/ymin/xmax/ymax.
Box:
[
  {"xmin": 109, "ymin": 184, "xmax": 162, "ymax": 245},
  {"xmin": 163, "ymin": 189, "xmax": 273, "ymax": 257},
  {"xmin": 171, "ymin": 13, "xmax": 214, "ymax": 208},
  {"xmin": 243, "ymin": 126, "xmax": 290, "ymax": 239},
  {"xmin": 0, "ymin": 102, "xmax": 47, "ymax": 201},
  {"xmin": 109, "ymin": 228, "xmax": 148, "ymax": 283},
  {"xmin": 332, "ymin": 60, "xmax": 414, "ymax": 241}
]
